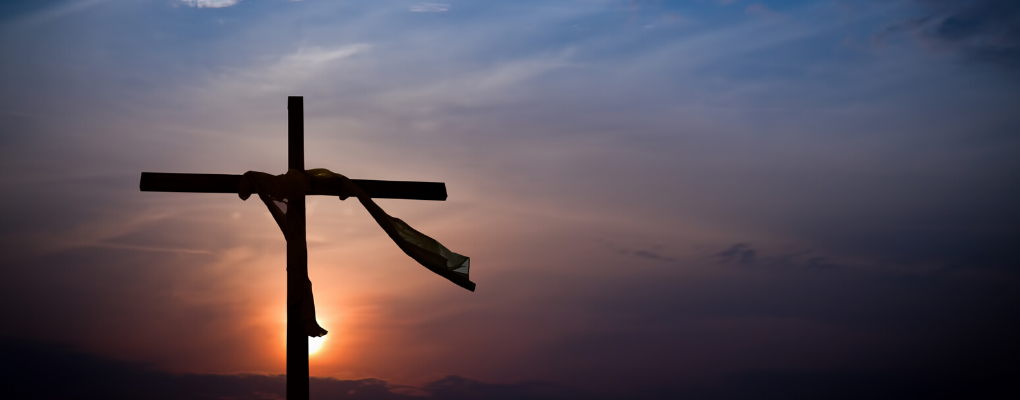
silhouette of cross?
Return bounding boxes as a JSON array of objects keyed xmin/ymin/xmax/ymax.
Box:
[{"xmin": 139, "ymin": 96, "xmax": 470, "ymax": 400}]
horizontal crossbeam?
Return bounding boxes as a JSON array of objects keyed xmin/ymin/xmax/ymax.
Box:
[{"xmin": 140, "ymin": 172, "xmax": 447, "ymax": 201}]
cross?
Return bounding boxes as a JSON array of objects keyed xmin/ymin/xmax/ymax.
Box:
[{"xmin": 139, "ymin": 96, "xmax": 472, "ymax": 400}]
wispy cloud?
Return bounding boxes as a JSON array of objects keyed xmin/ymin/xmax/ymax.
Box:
[
  {"xmin": 179, "ymin": 0, "xmax": 243, "ymax": 8},
  {"xmin": 202, "ymin": 43, "xmax": 372, "ymax": 96},
  {"xmin": 78, "ymin": 242, "xmax": 217, "ymax": 255},
  {"xmin": 283, "ymin": 44, "xmax": 371, "ymax": 67},
  {"xmin": 409, "ymin": 3, "xmax": 451, "ymax": 13},
  {"xmin": 877, "ymin": 0, "xmax": 1020, "ymax": 70},
  {"xmin": 745, "ymin": 3, "xmax": 780, "ymax": 17},
  {"xmin": 11, "ymin": 0, "xmax": 110, "ymax": 26},
  {"xmin": 717, "ymin": 243, "xmax": 757, "ymax": 265}
]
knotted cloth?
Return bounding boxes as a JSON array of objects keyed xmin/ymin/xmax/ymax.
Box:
[{"xmin": 237, "ymin": 168, "xmax": 473, "ymax": 338}]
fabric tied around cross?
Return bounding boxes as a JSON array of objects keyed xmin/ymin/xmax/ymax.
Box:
[{"xmin": 237, "ymin": 169, "xmax": 473, "ymax": 337}]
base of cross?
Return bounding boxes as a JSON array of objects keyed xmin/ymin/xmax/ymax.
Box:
[{"xmin": 140, "ymin": 96, "xmax": 473, "ymax": 400}]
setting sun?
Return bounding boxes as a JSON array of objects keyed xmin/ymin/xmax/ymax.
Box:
[{"xmin": 308, "ymin": 336, "xmax": 325, "ymax": 355}]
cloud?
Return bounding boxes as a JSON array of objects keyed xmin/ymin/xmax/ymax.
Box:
[
  {"xmin": 203, "ymin": 43, "xmax": 372, "ymax": 96},
  {"xmin": 612, "ymin": 245, "xmax": 676, "ymax": 262},
  {"xmin": 715, "ymin": 244, "xmax": 849, "ymax": 270},
  {"xmin": 179, "ymin": 0, "xmax": 243, "ymax": 8},
  {"xmin": 630, "ymin": 249, "xmax": 674, "ymax": 262},
  {"xmin": 744, "ymin": 3, "xmax": 777, "ymax": 16},
  {"xmin": 8, "ymin": 0, "xmax": 110, "ymax": 26},
  {"xmin": 879, "ymin": 0, "xmax": 1020, "ymax": 69},
  {"xmin": 282, "ymin": 44, "xmax": 371, "ymax": 67},
  {"xmin": 717, "ymin": 243, "xmax": 757, "ymax": 265},
  {"xmin": 410, "ymin": 3, "xmax": 451, "ymax": 13}
]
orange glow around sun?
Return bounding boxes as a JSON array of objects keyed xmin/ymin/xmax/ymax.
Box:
[
  {"xmin": 275, "ymin": 308, "xmax": 334, "ymax": 357},
  {"xmin": 274, "ymin": 310, "xmax": 329, "ymax": 357}
]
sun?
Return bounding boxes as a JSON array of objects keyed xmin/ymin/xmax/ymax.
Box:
[{"xmin": 309, "ymin": 336, "xmax": 326, "ymax": 355}]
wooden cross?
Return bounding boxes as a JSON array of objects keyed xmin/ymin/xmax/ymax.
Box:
[{"xmin": 139, "ymin": 96, "xmax": 461, "ymax": 400}]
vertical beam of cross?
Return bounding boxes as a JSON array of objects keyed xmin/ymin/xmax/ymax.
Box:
[{"xmin": 286, "ymin": 96, "xmax": 310, "ymax": 400}]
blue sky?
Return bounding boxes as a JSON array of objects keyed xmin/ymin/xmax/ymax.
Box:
[{"xmin": 1, "ymin": 0, "xmax": 1018, "ymax": 398}]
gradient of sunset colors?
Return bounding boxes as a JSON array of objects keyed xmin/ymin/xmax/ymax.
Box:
[{"xmin": 1, "ymin": 0, "xmax": 1018, "ymax": 398}]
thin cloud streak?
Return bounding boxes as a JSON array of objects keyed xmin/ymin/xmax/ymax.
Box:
[
  {"xmin": 409, "ymin": 3, "xmax": 451, "ymax": 13},
  {"xmin": 76, "ymin": 242, "xmax": 217, "ymax": 255},
  {"xmin": 179, "ymin": 0, "xmax": 243, "ymax": 9},
  {"xmin": 5, "ymin": 0, "xmax": 111, "ymax": 27}
]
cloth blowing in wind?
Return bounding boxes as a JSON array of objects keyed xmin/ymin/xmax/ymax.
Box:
[{"xmin": 238, "ymin": 168, "xmax": 474, "ymax": 337}]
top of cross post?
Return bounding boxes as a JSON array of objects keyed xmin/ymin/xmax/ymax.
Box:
[{"xmin": 288, "ymin": 96, "xmax": 303, "ymax": 171}]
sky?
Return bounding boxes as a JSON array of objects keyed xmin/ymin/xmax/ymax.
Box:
[{"xmin": 1, "ymin": 0, "xmax": 1018, "ymax": 398}]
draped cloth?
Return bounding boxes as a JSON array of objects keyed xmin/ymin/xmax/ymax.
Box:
[
  {"xmin": 238, "ymin": 169, "xmax": 328, "ymax": 337},
  {"xmin": 306, "ymin": 169, "xmax": 473, "ymax": 291},
  {"xmin": 237, "ymin": 168, "xmax": 473, "ymax": 337}
]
